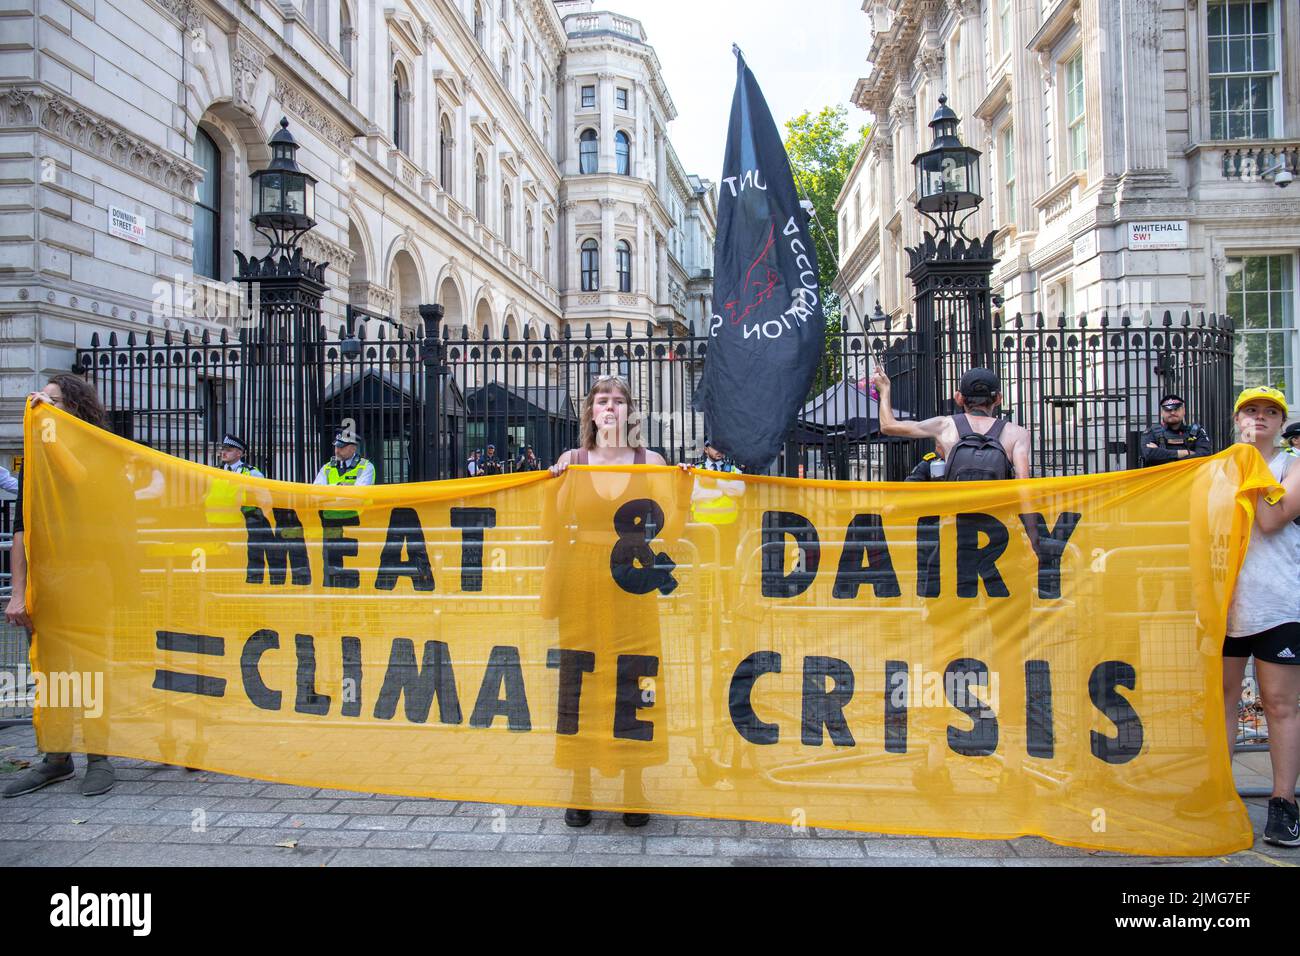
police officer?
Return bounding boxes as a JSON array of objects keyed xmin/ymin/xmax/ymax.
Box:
[
  {"xmin": 480, "ymin": 443, "xmax": 503, "ymax": 476},
  {"xmin": 1140, "ymin": 393, "xmax": 1211, "ymax": 467},
  {"xmin": 313, "ymin": 431, "xmax": 375, "ymax": 488},
  {"xmin": 218, "ymin": 434, "xmax": 263, "ymax": 478},
  {"xmin": 904, "ymin": 451, "xmax": 945, "ymax": 481},
  {"xmin": 206, "ymin": 434, "xmax": 264, "ymax": 528},
  {"xmin": 1283, "ymin": 422, "xmax": 1300, "ymax": 456},
  {"xmin": 690, "ymin": 439, "xmax": 745, "ymax": 525}
]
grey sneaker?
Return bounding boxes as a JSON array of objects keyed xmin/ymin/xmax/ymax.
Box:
[
  {"xmin": 2, "ymin": 756, "xmax": 75, "ymax": 798},
  {"xmin": 81, "ymin": 756, "xmax": 115, "ymax": 797}
]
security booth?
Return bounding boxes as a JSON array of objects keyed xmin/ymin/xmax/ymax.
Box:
[
  {"xmin": 323, "ymin": 367, "xmax": 465, "ymax": 484},
  {"xmin": 462, "ymin": 382, "xmax": 578, "ymax": 471}
]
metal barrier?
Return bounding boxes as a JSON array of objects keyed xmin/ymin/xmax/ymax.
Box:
[{"xmin": 0, "ymin": 528, "xmax": 33, "ymax": 726}]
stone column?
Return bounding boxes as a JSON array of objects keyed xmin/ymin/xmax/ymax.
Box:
[
  {"xmin": 1014, "ymin": 4, "xmax": 1046, "ymax": 223},
  {"xmin": 563, "ymin": 200, "xmax": 578, "ymax": 292},
  {"xmin": 1079, "ymin": 3, "xmax": 1106, "ymax": 183},
  {"xmin": 656, "ymin": 232, "xmax": 668, "ymax": 304},
  {"xmin": 875, "ymin": 138, "xmax": 897, "ymax": 313},
  {"xmin": 1118, "ymin": 0, "xmax": 1167, "ymax": 173},
  {"xmin": 655, "ymin": 126, "xmax": 666, "ymax": 197},
  {"xmin": 420, "ymin": 27, "xmax": 435, "ymax": 173},
  {"xmin": 599, "ymin": 197, "xmax": 616, "ymax": 291},
  {"xmin": 889, "ymin": 93, "xmax": 916, "ymax": 249},
  {"xmin": 461, "ymin": 75, "xmax": 475, "ymax": 208},
  {"xmin": 634, "ymin": 202, "xmax": 647, "ymax": 294},
  {"xmin": 565, "ymin": 75, "xmax": 579, "ymax": 175},
  {"xmin": 599, "ymin": 72, "xmax": 615, "ymax": 173}
]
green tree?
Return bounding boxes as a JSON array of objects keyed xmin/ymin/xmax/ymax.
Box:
[{"xmin": 783, "ymin": 105, "xmax": 868, "ymax": 396}]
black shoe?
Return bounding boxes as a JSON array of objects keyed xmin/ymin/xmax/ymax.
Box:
[
  {"xmin": 564, "ymin": 808, "xmax": 592, "ymax": 828},
  {"xmin": 1263, "ymin": 797, "xmax": 1300, "ymax": 847},
  {"xmin": 622, "ymin": 812, "xmax": 650, "ymax": 828}
]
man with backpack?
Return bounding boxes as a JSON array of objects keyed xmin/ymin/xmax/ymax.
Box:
[{"xmin": 872, "ymin": 366, "xmax": 1032, "ymax": 480}]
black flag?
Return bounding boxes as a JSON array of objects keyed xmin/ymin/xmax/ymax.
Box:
[{"xmin": 697, "ymin": 49, "xmax": 825, "ymax": 473}]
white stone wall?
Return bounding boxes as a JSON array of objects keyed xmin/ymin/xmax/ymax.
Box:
[
  {"xmin": 0, "ymin": 0, "xmax": 717, "ymax": 464},
  {"xmin": 837, "ymin": 0, "xmax": 1300, "ymax": 381}
]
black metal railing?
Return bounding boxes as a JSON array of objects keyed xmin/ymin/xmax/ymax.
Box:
[{"xmin": 75, "ymin": 308, "xmax": 1235, "ymax": 483}]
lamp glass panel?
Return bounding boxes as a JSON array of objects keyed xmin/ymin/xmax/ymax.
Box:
[
  {"xmin": 284, "ymin": 174, "xmax": 305, "ymax": 216},
  {"xmin": 260, "ymin": 173, "xmax": 283, "ymax": 214}
]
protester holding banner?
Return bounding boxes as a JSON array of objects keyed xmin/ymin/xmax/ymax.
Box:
[
  {"xmin": 1222, "ymin": 386, "xmax": 1300, "ymax": 847},
  {"xmin": 544, "ymin": 375, "xmax": 686, "ymax": 829},
  {"xmin": 3, "ymin": 375, "xmax": 118, "ymax": 799},
  {"xmin": 872, "ymin": 366, "xmax": 1032, "ymax": 480}
]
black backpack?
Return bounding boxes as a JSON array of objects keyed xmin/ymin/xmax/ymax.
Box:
[{"xmin": 945, "ymin": 413, "xmax": 1013, "ymax": 481}]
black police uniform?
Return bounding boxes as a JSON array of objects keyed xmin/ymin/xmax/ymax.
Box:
[
  {"xmin": 1139, "ymin": 420, "xmax": 1211, "ymax": 467},
  {"xmin": 904, "ymin": 452, "xmax": 941, "ymax": 481}
]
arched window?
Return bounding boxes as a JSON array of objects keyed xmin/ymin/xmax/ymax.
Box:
[
  {"xmin": 502, "ymin": 185, "xmax": 513, "ymax": 246},
  {"xmin": 579, "ymin": 129, "xmax": 598, "ymax": 174},
  {"xmin": 523, "ymin": 85, "xmax": 532, "ymax": 123},
  {"xmin": 615, "ymin": 131, "xmax": 630, "ymax": 176},
  {"xmin": 474, "ymin": 154, "xmax": 486, "ymax": 220},
  {"xmin": 392, "ymin": 64, "xmax": 411, "ymax": 152},
  {"xmin": 580, "ymin": 239, "xmax": 599, "ymax": 291},
  {"xmin": 439, "ymin": 114, "xmax": 453, "ymax": 190},
  {"xmin": 617, "ymin": 240, "xmax": 631, "ymax": 292},
  {"xmin": 338, "ymin": 1, "xmax": 353, "ymax": 69},
  {"xmin": 305, "ymin": 0, "xmax": 328, "ymax": 36},
  {"xmin": 525, "ymin": 210, "xmax": 534, "ymax": 266},
  {"xmin": 501, "ymin": 51, "xmax": 510, "ymax": 90},
  {"xmin": 543, "ymin": 231, "xmax": 551, "ymax": 283},
  {"xmin": 194, "ymin": 127, "xmax": 220, "ymax": 280},
  {"xmin": 473, "ymin": 1, "xmax": 485, "ymax": 44}
]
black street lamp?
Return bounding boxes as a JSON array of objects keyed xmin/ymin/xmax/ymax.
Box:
[
  {"xmin": 901, "ymin": 95, "xmax": 1000, "ymax": 440},
  {"xmin": 233, "ymin": 117, "xmax": 330, "ymax": 483},
  {"xmin": 912, "ymin": 95, "xmax": 982, "ymax": 244},
  {"xmin": 250, "ymin": 117, "xmax": 318, "ymax": 257},
  {"xmin": 235, "ymin": 117, "xmax": 327, "ymax": 283}
]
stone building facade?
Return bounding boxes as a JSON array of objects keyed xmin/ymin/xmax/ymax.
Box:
[
  {"xmin": 836, "ymin": 0, "xmax": 1300, "ymax": 402},
  {"xmin": 0, "ymin": 0, "xmax": 714, "ymax": 463}
]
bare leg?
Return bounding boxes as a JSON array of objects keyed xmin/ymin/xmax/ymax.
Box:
[
  {"xmin": 1256, "ymin": 660, "xmax": 1300, "ymax": 798},
  {"xmin": 568, "ymin": 767, "xmax": 593, "ymax": 806},
  {"xmin": 623, "ymin": 767, "xmax": 646, "ymax": 806},
  {"xmin": 1222, "ymin": 656, "xmax": 1249, "ymax": 761}
]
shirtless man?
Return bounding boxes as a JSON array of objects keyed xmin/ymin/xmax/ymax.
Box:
[{"xmin": 871, "ymin": 366, "xmax": 1032, "ymax": 480}]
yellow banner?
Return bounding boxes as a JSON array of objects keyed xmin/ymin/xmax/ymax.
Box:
[{"xmin": 23, "ymin": 406, "xmax": 1278, "ymax": 855}]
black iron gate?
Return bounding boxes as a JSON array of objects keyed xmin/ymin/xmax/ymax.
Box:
[{"xmin": 75, "ymin": 307, "xmax": 1234, "ymax": 483}]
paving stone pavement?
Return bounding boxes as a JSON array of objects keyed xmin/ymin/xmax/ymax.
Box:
[{"xmin": 0, "ymin": 725, "xmax": 1292, "ymax": 867}]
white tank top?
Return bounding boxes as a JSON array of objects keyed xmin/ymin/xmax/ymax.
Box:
[{"xmin": 1226, "ymin": 451, "xmax": 1300, "ymax": 637}]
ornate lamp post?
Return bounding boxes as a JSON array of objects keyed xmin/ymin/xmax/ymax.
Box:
[
  {"xmin": 912, "ymin": 95, "xmax": 983, "ymax": 245},
  {"xmin": 905, "ymin": 95, "xmax": 998, "ymax": 422},
  {"xmin": 234, "ymin": 117, "xmax": 330, "ymax": 480}
]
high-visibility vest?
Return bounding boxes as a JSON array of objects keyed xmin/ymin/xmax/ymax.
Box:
[
  {"xmin": 692, "ymin": 467, "xmax": 742, "ymax": 525},
  {"xmin": 322, "ymin": 457, "xmax": 371, "ymax": 520},
  {"xmin": 204, "ymin": 462, "xmax": 260, "ymax": 525}
]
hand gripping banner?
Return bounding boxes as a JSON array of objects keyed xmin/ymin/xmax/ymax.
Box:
[{"xmin": 21, "ymin": 406, "xmax": 1280, "ymax": 855}]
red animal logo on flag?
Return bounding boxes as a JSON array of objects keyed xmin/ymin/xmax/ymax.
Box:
[{"xmin": 724, "ymin": 221, "xmax": 780, "ymax": 326}]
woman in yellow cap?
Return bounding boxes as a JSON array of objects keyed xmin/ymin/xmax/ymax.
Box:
[{"xmin": 1225, "ymin": 385, "xmax": 1300, "ymax": 847}]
